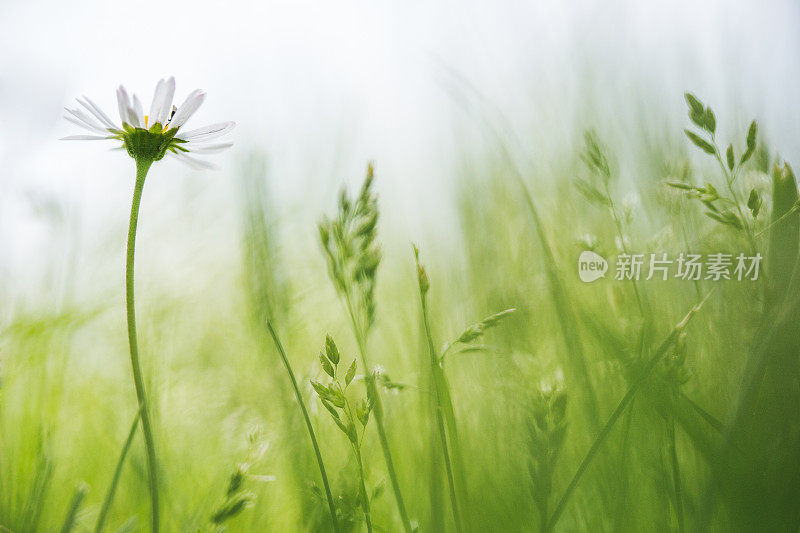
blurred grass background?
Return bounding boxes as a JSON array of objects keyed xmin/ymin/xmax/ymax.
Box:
[
  {"xmin": 2, "ymin": 1, "xmax": 800, "ymax": 531},
  {"xmin": 2, "ymin": 93, "xmax": 798, "ymax": 530}
]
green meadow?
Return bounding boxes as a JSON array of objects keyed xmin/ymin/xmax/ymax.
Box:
[{"xmin": 1, "ymin": 92, "xmax": 798, "ymax": 532}]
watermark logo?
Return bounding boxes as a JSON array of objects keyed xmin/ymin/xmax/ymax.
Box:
[
  {"xmin": 578, "ymin": 251, "xmax": 608, "ymax": 282},
  {"xmin": 578, "ymin": 251, "xmax": 762, "ymax": 282}
]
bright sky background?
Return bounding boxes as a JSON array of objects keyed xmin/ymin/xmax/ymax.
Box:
[{"xmin": 1, "ymin": 0, "xmax": 799, "ymax": 309}]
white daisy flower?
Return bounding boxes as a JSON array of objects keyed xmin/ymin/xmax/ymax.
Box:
[{"xmin": 63, "ymin": 77, "xmax": 235, "ymax": 169}]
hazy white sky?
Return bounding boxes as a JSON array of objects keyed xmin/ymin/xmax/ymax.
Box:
[{"xmin": 2, "ymin": 0, "xmax": 799, "ymax": 308}]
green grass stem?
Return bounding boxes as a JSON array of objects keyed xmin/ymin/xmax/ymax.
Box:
[{"xmin": 266, "ymin": 321, "xmax": 340, "ymax": 533}]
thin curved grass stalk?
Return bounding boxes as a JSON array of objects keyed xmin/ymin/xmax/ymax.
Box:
[
  {"xmin": 435, "ymin": 62, "xmax": 599, "ymax": 429},
  {"xmin": 125, "ymin": 159, "xmax": 160, "ymax": 532},
  {"xmin": 611, "ymin": 398, "xmax": 636, "ymax": 532},
  {"xmin": 59, "ymin": 483, "xmax": 88, "ymax": 533},
  {"xmin": 344, "ymin": 303, "xmax": 412, "ymax": 533},
  {"xmin": 426, "ymin": 401, "xmax": 445, "ymax": 532},
  {"xmin": 341, "ymin": 394, "xmax": 373, "ymax": 533},
  {"xmin": 94, "ymin": 409, "xmax": 141, "ymax": 533},
  {"xmin": 756, "ymin": 204, "xmax": 800, "ymax": 238},
  {"xmin": 681, "ymin": 393, "xmax": 725, "ymax": 435},
  {"xmin": 266, "ymin": 321, "xmax": 340, "ymax": 533},
  {"xmin": 413, "ymin": 247, "xmax": 464, "ymax": 533},
  {"xmin": 352, "ymin": 439, "xmax": 373, "ymax": 533},
  {"xmin": 667, "ymin": 410, "xmax": 685, "ymax": 532},
  {"xmin": 421, "ymin": 320, "xmax": 445, "ymax": 532},
  {"xmin": 545, "ymin": 290, "xmax": 714, "ymax": 532},
  {"xmin": 434, "ymin": 369, "xmax": 468, "ymax": 520}
]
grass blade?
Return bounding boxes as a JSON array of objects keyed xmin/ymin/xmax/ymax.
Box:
[
  {"xmin": 60, "ymin": 483, "xmax": 88, "ymax": 533},
  {"xmin": 667, "ymin": 413, "xmax": 684, "ymax": 532},
  {"xmin": 94, "ymin": 409, "xmax": 141, "ymax": 533},
  {"xmin": 414, "ymin": 247, "xmax": 464, "ymax": 533},
  {"xmin": 266, "ymin": 321, "xmax": 340, "ymax": 533}
]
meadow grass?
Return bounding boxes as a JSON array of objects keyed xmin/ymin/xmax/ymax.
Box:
[{"xmin": 1, "ymin": 93, "xmax": 799, "ymax": 531}]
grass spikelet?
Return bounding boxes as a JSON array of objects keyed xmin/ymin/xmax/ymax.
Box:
[
  {"xmin": 452, "ymin": 308, "xmax": 516, "ymax": 345},
  {"xmin": 318, "ymin": 164, "xmax": 412, "ymax": 532},
  {"xmin": 59, "ymin": 483, "xmax": 88, "ymax": 533},
  {"xmin": 526, "ymin": 386, "xmax": 568, "ymax": 531},
  {"xmin": 319, "ymin": 163, "xmax": 382, "ymax": 334},
  {"xmin": 209, "ymin": 430, "xmax": 268, "ymax": 527},
  {"xmin": 311, "ymin": 335, "xmax": 375, "ymax": 532}
]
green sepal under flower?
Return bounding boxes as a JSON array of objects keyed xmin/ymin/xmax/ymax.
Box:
[{"xmin": 117, "ymin": 124, "xmax": 187, "ymax": 162}]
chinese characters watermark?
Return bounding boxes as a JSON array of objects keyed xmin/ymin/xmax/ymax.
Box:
[{"xmin": 578, "ymin": 252, "xmax": 762, "ymax": 282}]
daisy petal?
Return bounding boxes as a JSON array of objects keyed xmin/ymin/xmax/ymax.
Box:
[
  {"xmin": 60, "ymin": 135, "xmax": 111, "ymax": 140},
  {"xmin": 65, "ymin": 107, "xmax": 107, "ymax": 131},
  {"xmin": 185, "ymin": 142, "xmax": 233, "ymax": 154},
  {"xmin": 176, "ymin": 121, "xmax": 235, "ymax": 142},
  {"xmin": 65, "ymin": 115, "xmax": 108, "ymax": 135},
  {"xmin": 116, "ymin": 86, "xmax": 133, "ymax": 125},
  {"xmin": 129, "ymin": 107, "xmax": 141, "ymax": 127},
  {"xmin": 152, "ymin": 76, "xmax": 176, "ymax": 125},
  {"xmin": 133, "ymin": 95, "xmax": 144, "ymax": 127},
  {"xmin": 169, "ymin": 89, "xmax": 206, "ymax": 129},
  {"xmin": 148, "ymin": 78, "xmax": 167, "ymax": 124},
  {"xmin": 171, "ymin": 150, "xmax": 218, "ymax": 170},
  {"xmin": 77, "ymin": 97, "xmax": 118, "ymax": 129},
  {"xmin": 159, "ymin": 77, "xmax": 176, "ymax": 124}
]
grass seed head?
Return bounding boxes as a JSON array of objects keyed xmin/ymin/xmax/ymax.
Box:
[
  {"xmin": 318, "ymin": 164, "xmax": 382, "ymax": 331},
  {"xmin": 325, "ymin": 334, "xmax": 341, "ymax": 365}
]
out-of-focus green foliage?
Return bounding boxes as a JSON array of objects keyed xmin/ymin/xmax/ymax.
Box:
[{"xmin": 1, "ymin": 94, "xmax": 798, "ymax": 532}]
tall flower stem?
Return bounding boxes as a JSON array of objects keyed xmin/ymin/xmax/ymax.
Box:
[
  {"xmin": 266, "ymin": 321, "xmax": 340, "ymax": 533},
  {"xmin": 343, "ymin": 296, "xmax": 412, "ymax": 533},
  {"xmin": 126, "ymin": 158, "xmax": 160, "ymax": 532}
]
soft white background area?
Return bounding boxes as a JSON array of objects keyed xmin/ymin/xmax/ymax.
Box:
[{"xmin": 1, "ymin": 0, "xmax": 798, "ymax": 310}]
